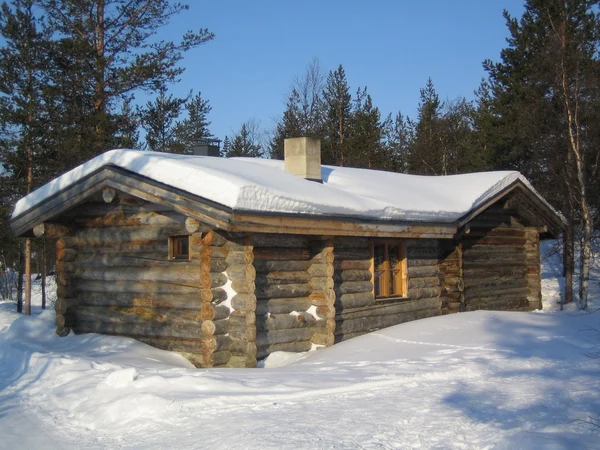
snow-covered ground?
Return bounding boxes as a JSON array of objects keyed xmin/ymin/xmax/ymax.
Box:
[{"xmin": 0, "ymin": 245, "xmax": 599, "ymax": 449}]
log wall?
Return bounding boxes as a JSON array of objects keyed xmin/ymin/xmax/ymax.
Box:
[
  {"xmin": 334, "ymin": 238, "xmax": 443, "ymax": 342},
  {"xmin": 253, "ymin": 234, "xmax": 317, "ymax": 359},
  {"xmin": 460, "ymin": 205, "xmax": 538, "ymax": 311},
  {"xmin": 59, "ymin": 195, "xmax": 231, "ymax": 368}
]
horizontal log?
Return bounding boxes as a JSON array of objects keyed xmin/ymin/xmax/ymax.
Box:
[
  {"xmin": 309, "ymin": 291, "xmax": 336, "ymax": 307},
  {"xmin": 311, "ymin": 331, "xmax": 334, "ymax": 346},
  {"xmin": 229, "ymin": 339, "xmax": 256, "ymax": 356},
  {"xmin": 74, "ymin": 242, "xmax": 169, "ymax": 256},
  {"xmin": 253, "ymin": 259, "xmax": 312, "ymax": 273},
  {"xmin": 335, "ymin": 292, "xmax": 374, "ymax": 310},
  {"xmin": 256, "ymin": 328, "xmax": 315, "ymax": 346},
  {"xmin": 75, "ymin": 279, "xmax": 201, "ymax": 295},
  {"xmin": 254, "ymin": 247, "xmax": 312, "ymax": 261},
  {"xmin": 335, "ymin": 308, "xmax": 441, "ymax": 335},
  {"xmin": 135, "ymin": 336, "xmax": 205, "ymax": 353},
  {"xmin": 75, "ymin": 305, "xmax": 205, "ymax": 325},
  {"xmin": 334, "ymin": 270, "xmax": 372, "ymax": 282},
  {"xmin": 335, "ymin": 281, "xmax": 373, "ymax": 295},
  {"xmin": 252, "ymin": 234, "xmax": 309, "ymax": 248},
  {"xmin": 66, "ymin": 226, "xmax": 188, "ymax": 247},
  {"xmin": 407, "ymin": 266, "xmax": 439, "ymax": 278},
  {"xmin": 334, "ymin": 248, "xmax": 371, "ymax": 260},
  {"xmin": 230, "ymin": 279, "xmax": 255, "ymax": 294},
  {"xmin": 74, "ymin": 320, "xmax": 204, "ymax": 339},
  {"xmin": 461, "ymin": 245, "xmax": 524, "ymax": 255},
  {"xmin": 256, "ymin": 297, "xmax": 312, "ymax": 315},
  {"xmin": 465, "ymin": 286, "xmax": 530, "ymax": 298},
  {"xmin": 76, "ymin": 292, "xmax": 232, "ymax": 314},
  {"xmin": 465, "ymin": 228, "xmax": 526, "ymax": 238},
  {"xmin": 463, "ymin": 237, "xmax": 526, "ymax": 246},
  {"xmin": 209, "ymin": 246, "xmax": 229, "ymax": 259},
  {"xmin": 309, "ymin": 277, "xmax": 334, "ymax": 291},
  {"xmin": 408, "ymin": 286, "xmax": 441, "ymax": 300},
  {"xmin": 408, "ymin": 277, "xmax": 440, "ymax": 289},
  {"xmin": 408, "ymin": 258, "xmax": 443, "ymax": 267},
  {"xmin": 57, "ymin": 248, "xmax": 78, "ymax": 262},
  {"xmin": 336, "ymin": 297, "xmax": 442, "ymax": 320},
  {"xmin": 224, "ymin": 251, "xmax": 253, "ymax": 266},
  {"xmin": 315, "ymin": 305, "xmax": 335, "ymax": 319},
  {"xmin": 212, "ymin": 350, "xmax": 231, "ymax": 366},
  {"xmin": 307, "ymin": 263, "xmax": 334, "ymax": 278},
  {"xmin": 225, "ymin": 264, "xmax": 256, "ymax": 282},
  {"xmin": 204, "ymin": 231, "xmax": 229, "ymax": 247},
  {"xmin": 230, "ymin": 293, "xmax": 257, "ymax": 311},
  {"xmin": 75, "ymin": 267, "xmax": 201, "ymax": 284},
  {"xmin": 465, "ymin": 297, "xmax": 529, "ymax": 311},
  {"xmin": 255, "ymin": 271, "xmax": 311, "ymax": 284},
  {"xmin": 256, "ymin": 312, "xmax": 316, "ymax": 331},
  {"xmin": 334, "ymin": 260, "xmax": 371, "ymax": 270},
  {"xmin": 34, "ymin": 222, "xmax": 72, "ymax": 238},
  {"xmin": 464, "ymin": 276, "xmax": 528, "ymax": 289},
  {"xmin": 332, "ymin": 237, "xmax": 369, "ymax": 249},
  {"xmin": 178, "ymin": 352, "xmax": 207, "ymax": 368},
  {"xmin": 255, "ymin": 283, "xmax": 311, "ymax": 300},
  {"xmin": 256, "ymin": 341, "xmax": 312, "ymax": 359}
]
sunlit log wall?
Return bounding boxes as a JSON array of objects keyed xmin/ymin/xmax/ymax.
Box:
[
  {"xmin": 56, "ymin": 194, "xmax": 231, "ymax": 368},
  {"xmin": 334, "ymin": 237, "xmax": 443, "ymax": 343},
  {"xmin": 54, "ymin": 192, "xmax": 544, "ymax": 368}
]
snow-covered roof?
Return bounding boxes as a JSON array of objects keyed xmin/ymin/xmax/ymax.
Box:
[{"xmin": 11, "ymin": 149, "xmax": 561, "ymax": 226}]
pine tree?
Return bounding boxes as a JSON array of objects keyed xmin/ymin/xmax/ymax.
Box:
[
  {"xmin": 410, "ymin": 78, "xmax": 442, "ymax": 174},
  {"xmin": 222, "ymin": 136, "xmax": 231, "ymax": 157},
  {"xmin": 384, "ymin": 112, "xmax": 415, "ymax": 173},
  {"xmin": 175, "ymin": 91, "xmax": 213, "ymax": 154},
  {"xmin": 322, "ymin": 65, "xmax": 352, "ymax": 166},
  {"xmin": 41, "ymin": 0, "xmax": 214, "ymax": 159},
  {"xmin": 226, "ymin": 121, "xmax": 263, "ymax": 158},
  {"xmin": 348, "ymin": 87, "xmax": 386, "ymax": 169},
  {"xmin": 484, "ymin": 0, "xmax": 600, "ymax": 308},
  {"xmin": 141, "ymin": 86, "xmax": 186, "ymax": 153},
  {"xmin": 0, "ymin": 0, "xmax": 54, "ymax": 314}
]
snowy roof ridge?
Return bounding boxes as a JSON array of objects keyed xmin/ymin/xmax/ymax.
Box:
[{"xmin": 11, "ymin": 149, "xmax": 564, "ymax": 226}]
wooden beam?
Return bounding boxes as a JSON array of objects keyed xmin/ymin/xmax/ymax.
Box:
[
  {"xmin": 33, "ymin": 222, "xmax": 72, "ymax": 239},
  {"xmin": 102, "ymin": 187, "xmax": 117, "ymax": 203}
]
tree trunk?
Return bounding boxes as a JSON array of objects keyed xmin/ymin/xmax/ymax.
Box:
[
  {"xmin": 24, "ymin": 238, "xmax": 32, "ymax": 315},
  {"xmin": 17, "ymin": 250, "xmax": 23, "ymax": 313},
  {"xmin": 41, "ymin": 243, "xmax": 47, "ymax": 310}
]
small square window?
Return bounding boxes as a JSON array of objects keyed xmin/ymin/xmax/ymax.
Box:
[{"xmin": 169, "ymin": 235, "xmax": 190, "ymax": 260}]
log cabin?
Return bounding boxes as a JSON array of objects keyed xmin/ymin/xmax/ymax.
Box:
[{"xmin": 10, "ymin": 138, "xmax": 565, "ymax": 368}]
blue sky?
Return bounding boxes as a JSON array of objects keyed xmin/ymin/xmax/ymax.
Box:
[{"xmin": 161, "ymin": 1, "xmax": 526, "ymax": 143}]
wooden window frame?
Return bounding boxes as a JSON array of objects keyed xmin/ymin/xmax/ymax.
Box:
[
  {"xmin": 169, "ymin": 235, "xmax": 190, "ymax": 261},
  {"xmin": 370, "ymin": 241, "xmax": 408, "ymax": 299}
]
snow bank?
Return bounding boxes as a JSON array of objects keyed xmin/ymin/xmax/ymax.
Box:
[{"xmin": 12, "ymin": 149, "xmax": 559, "ymax": 224}]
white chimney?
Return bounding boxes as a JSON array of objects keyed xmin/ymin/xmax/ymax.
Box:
[{"xmin": 284, "ymin": 137, "xmax": 322, "ymax": 182}]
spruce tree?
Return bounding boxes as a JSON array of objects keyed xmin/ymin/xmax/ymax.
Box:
[
  {"xmin": 348, "ymin": 87, "xmax": 386, "ymax": 169},
  {"xmin": 141, "ymin": 86, "xmax": 186, "ymax": 153},
  {"xmin": 175, "ymin": 91, "xmax": 213, "ymax": 154},
  {"xmin": 0, "ymin": 0, "xmax": 53, "ymax": 314},
  {"xmin": 226, "ymin": 121, "xmax": 263, "ymax": 158},
  {"xmin": 322, "ymin": 65, "xmax": 352, "ymax": 166},
  {"xmin": 410, "ymin": 78, "xmax": 442, "ymax": 174}
]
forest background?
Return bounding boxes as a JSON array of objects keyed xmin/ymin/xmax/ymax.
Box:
[{"xmin": 0, "ymin": 0, "xmax": 598, "ymax": 310}]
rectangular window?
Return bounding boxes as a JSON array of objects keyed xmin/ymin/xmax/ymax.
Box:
[
  {"xmin": 371, "ymin": 241, "xmax": 407, "ymax": 298},
  {"xmin": 169, "ymin": 235, "xmax": 190, "ymax": 260}
]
